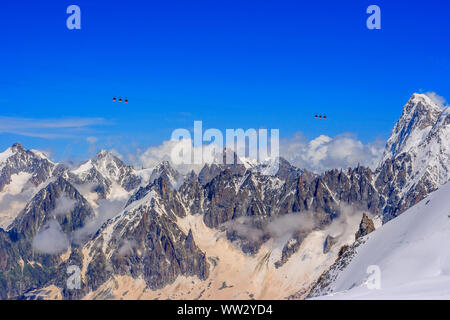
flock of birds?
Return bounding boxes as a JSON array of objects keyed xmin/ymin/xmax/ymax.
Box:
[{"xmin": 314, "ymin": 114, "xmax": 327, "ymax": 119}]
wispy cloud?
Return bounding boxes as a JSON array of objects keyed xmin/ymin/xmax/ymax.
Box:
[
  {"xmin": 0, "ymin": 116, "xmax": 110, "ymax": 139},
  {"xmin": 86, "ymin": 136, "xmax": 99, "ymax": 144},
  {"xmin": 425, "ymin": 92, "xmax": 447, "ymax": 108}
]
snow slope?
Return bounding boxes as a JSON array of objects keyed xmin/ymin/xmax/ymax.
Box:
[
  {"xmin": 0, "ymin": 172, "xmax": 33, "ymax": 229},
  {"xmin": 313, "ymin": 180, "xmax": 450, "ymax": 299},
  {"xmin": 0, "ymin": 148, "xmax": 13, "ymax": 168}
]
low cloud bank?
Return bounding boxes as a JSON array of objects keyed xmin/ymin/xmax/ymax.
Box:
[
  {"xmin": 52, "ymin": 196, "xmax": 76, "ymax": 217},
  {"xmin": 31, "ymin": 192, "xmax": 127, "ymax": 253},
  {"xmin": 72, "ymin": 198, "xmax": 127, "ymax": 245},
  {"xmin": 224, "ymin": 204, "xmax": 365, "ymax": 246},
  {"xmin": 117, "ymin": 239, "xmax": 138, "ymax": 257},
  {"xmin": 32, "ymin": 220, "xmax": 70, "ymax": 254}
]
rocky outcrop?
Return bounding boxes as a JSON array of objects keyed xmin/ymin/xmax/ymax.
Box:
[
  {"xmin": 275, "ymin": 231, "xmax": 308, "ymax": 268},
  {"xmin": 355, "ymin": 213, "xmax": 375, "ymax": 240}
]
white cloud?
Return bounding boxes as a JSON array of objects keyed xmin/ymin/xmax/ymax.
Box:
[
  {"xmin": 122, "ymin": 132, "xmax": 384, "ymax": 174},
  {"xmin": 138, "ymin": 140, "xmax": 178, "ymax": 168},
  {"xmin": 425, "ymin": 92, "xmax": 447, "ymax": 108},
  {"xmin": 108, "ymin": 148, "xmax": 124, "ymax": 160},
  {"xmin": 117, "ymin": 239, "xmax": 138, "ymax": 257},
  {"xmin": 280, "ymin": 132, "xmax": 384, "ymax": 173},
  {"xmin": 52, "ymin": 196, "xmax": 76, "ymax": 217},
  {"xmin": 72, "ymin": 198, "xmax": 127, "ymax": 245},
  {"xmin": 32, "ymin": 220, "xmax": 70, "ymax": 254},
  {"xmin": 135, "ymin": 139, "xmax": 225, "ymax": 174},
  {"xmin": 224, "ymin": 204, "xmax": 364, "ymax": 245}
]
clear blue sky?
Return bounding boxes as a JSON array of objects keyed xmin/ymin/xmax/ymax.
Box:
[{"xmin": 1, "ymin": 0, "xmax": 449, "ymax": 161}]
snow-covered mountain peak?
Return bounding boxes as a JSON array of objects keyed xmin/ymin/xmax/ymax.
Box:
[
  {"xmin": 149, "ymin": 160, "xmax": 182, "ymax": 189},
  {"xmin": 0, "ymin": 143, "xmax": 54, "ymax": 171},
  {"xmin": 1, "ymin": 143, "xmax": 52, "ymax": 164},
  {"xmin": 374, "ymin": 94, "xmax": 450, "ymax": 222},
  {"xmin": 91, "ymin": 150, "xmax": 128, "ymax": 180},
  {"xmin": 151, "ymin": 160, "xmax": 179, "ymax": 178},
  {"xmin": 68, "ymin": 150, "xmax": 142, "ymax": 200},
  {"xmin": 95, "ymin": 149, "xmax": 110, "ymax": 157},
  {"xmin": 92, "ymin": 149, "xmax": 123, "ymax": 166},
  {"xmin": 72, "ymin": 150, "xmax": 131, "ymax": 181},
  {"xmin": 380, "ymin": 93, "xmax": 443, "ymax": 163},
  {"xmin": 0, "ymin": 143, "xmax": 27, "ymax": 165},
  {"xmin": 10, "ymin": 142, "xmax": 25, "ymax": 153},
  {"xmin": 409, "ymin": 93, "xmax": 442, "ymax": 109},
  {"xmin": 250, "ymin": 156, "xmax": 304, "ymax": 181},
  {"xmin": 0, "ymin": 144, "xmax": 56, "ymax": 228}
]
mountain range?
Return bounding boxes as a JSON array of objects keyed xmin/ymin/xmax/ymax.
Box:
[{"xmin": 0, "ymin": 93, "xmax": 449, "ymax": 299}]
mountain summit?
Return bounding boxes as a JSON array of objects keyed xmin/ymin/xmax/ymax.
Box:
[
  {"xmin": 381, "ymin": 93, "xmax": 443, "ymax": 163},
  {"xmin": 375, "ymin": 93, "xmax": 450, "ymax": 222}
]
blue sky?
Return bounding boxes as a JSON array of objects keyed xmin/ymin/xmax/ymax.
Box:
[{"xmin": 1, "ymin": 0, "xmax": 449, "ymax": 163}]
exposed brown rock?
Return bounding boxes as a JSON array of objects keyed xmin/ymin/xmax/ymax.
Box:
[{"xmin": 355, "ymin": 213, "xmax": 375, "ymax": 240}]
